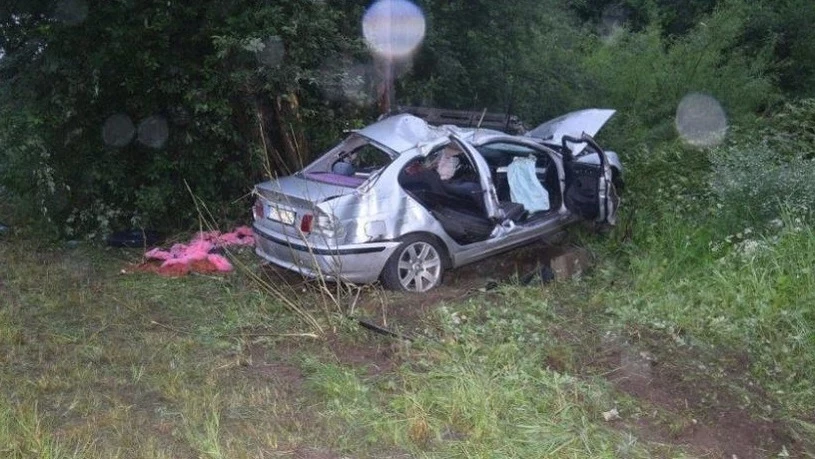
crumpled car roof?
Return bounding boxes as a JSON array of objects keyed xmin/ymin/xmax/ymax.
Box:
[
  {"xmin": 355, "ymin": 114, "xmax": 449, "ymax": 154},
  {"xmin": 355, "ymin": 109, "xmax": 616, "ymax": 157}
]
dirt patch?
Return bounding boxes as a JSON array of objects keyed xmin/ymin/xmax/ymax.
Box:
[
  {"xmin": 325, "ymin": 332, "xmax": 402, "ymax": 375},
  {"xmin": 244, "ymin": 360, "xmax": 305, "ymax": 390},
  {"xmin": 235, "ymin": 339, "xmax": 307, "ymax": 394},
  {"xmin": 354, "ymin": 242, "xmax": 564, "ymax": 332},
  {"xmin": 587, "ymin": 330, "xmax": 799, "ymax": 458}
]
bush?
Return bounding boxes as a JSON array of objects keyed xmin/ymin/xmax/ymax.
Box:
[
  {"xmin": 709, "ymin": 98, "xmax": 815, "ymax": 225},
  {"xmin": 709, "ymin": 142, "xmax": 815, "ymax": 224},
  {"xmin": 590, "ymin": 101, "xmax": 815, "ymax": 418},
  {"xmin": 580, "ymin": 1, "xmax": 778, "ymax": 150},
  {"xmin": 0, "ymin": 1, "xmax": 364, "ymax": 238}
]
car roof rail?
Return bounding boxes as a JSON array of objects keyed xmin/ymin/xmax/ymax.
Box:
[{"xmin": 395, "ymin": 106, "xmax": 526, "ymax": 134}]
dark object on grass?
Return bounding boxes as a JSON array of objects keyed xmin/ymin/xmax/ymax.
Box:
[
  {"xmin": 482, "ymin": 264, "xmax": 555, "ymax": 291},
  {"xmin": 0, "ymin": 222, "xmax": 9, "ymax": 236},
  {"xmin": 106, "ymin": 229, "xmax": 162, "ymax": 248},
  {"xmin": 520, "ymin": 264, "xmax": 556, "ymax": 285},
  {"xmin": 484, "ymin": 280, "xmax": 500, "ymax": 291},
  {"xmin": 355, "ymin": 317, "xmax": 413, "ymax": 342}
]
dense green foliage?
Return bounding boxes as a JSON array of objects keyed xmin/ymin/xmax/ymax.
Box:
[
  {"xmin": 2, "ymin": 2, "xmax": 815, "ymax": 453},
  {"xmin": 586, "ymin": 99, "xmax": 815, "ymax": 428},
  {"xmin": 0, "ymin": 0, "xmax": 366, "ymax": 235},
  {"xmin": 0, "ymin": 0, "xmax": 813, "ymax": 236}
]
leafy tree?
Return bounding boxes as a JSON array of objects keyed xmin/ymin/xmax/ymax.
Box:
[
  {"xmin": 742, "ymin": 0, "xmax": 815, "ymax": 97},
  {"xmin": 578, "ymin": 1, "xmax": 778, "ymax": 148},
  {"xmin": 403, "ymin": 0, "xmax": 590, "ymax": 123},
  {"xmin": 1, "ymin": 0, "xmax": 813, "ymax": 237},
  {"xmin": 0, "ymin": 0, "xmax": 363, "ymax": 235}
]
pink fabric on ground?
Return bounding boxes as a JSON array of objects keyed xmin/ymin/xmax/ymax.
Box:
[
  {"xmin": 207, "ymin": 254, "xmax": 233, "ymax": 272},
  {"xmin": 143, "ymin": 226, "xmax": 255, "ymax": 276}
]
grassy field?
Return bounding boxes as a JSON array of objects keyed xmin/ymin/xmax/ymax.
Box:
[
  {"xmin": 1, "ymin": 221, "xmax": 811, "ymax": 458},
  {"xmin": 0, "ymin": 238, "xmax": 663, "ymax": 458}
]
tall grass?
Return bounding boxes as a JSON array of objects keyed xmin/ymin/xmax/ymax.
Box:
[
  {"xmin": 0, "ymin": 398, "xmax": 94, "ymax": 459},
  {"xmin": 589, "ymin": 105, "xmax": 815, "ymax": 428},
  {"xmin": 300, "ymin": 292, "xmax": 692, "ymax": 458}
]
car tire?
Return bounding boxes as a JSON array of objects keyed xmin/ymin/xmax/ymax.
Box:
[{"xmin": 381, "ymin": 234, "xmax": 445, "ymax": 292}]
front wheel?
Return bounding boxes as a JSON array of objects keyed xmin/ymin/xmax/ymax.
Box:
[{"xmin": 381, "ymin": 235, "xmax": 444, "ymax": 292}]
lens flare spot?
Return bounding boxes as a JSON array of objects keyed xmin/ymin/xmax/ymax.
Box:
[
  {"xmin": 55, "ymin": 0, "xmax": 88, "ymax": 26},
  {"xmin": 675, "ymin": 93, "xmax": 728, "ymax": 148},
  {"xmin": 256, "ymin": 36, "xmax": 285, "ymax": 67},
  {"xmin": 137, "ymin": 116, "xmax": 169, "ymax": 149},
  {"xmin": 362, "ymin": 0, "xmax": 426, "ymax": 60},
  {"xmin": 102, "ymin": 114, "xmax": 135, "ymax": 148},
  {"xmin": 600, "ymin": 5, "xmax": 627, "ymax": 42},
  {"xmin": 319, "ymin": 59, "xmax": 376, "ymax": 106}
]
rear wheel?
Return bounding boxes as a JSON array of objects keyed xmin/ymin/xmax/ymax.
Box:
[{"xmin": 381, "ymin": 235, "xmax": 444, "ymax": 292}]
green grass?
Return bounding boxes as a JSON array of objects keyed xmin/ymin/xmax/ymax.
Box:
[
  {"xmin": 593, "ymin": 212, "xmax": 815, "ymax": 415},
  {"xmin": 579, "ymin": 135, "xmax": 815, "ymax": 451},
  {"xmin": 3, "ymin": 126, "xmax": 814, "ymax": 455},
  {"xmin": 0, "ymin": 237, "xmax": 695, "ymax": 457}
]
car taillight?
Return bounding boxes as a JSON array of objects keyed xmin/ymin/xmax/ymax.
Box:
[
  {"xmin": 300, "ymin": 214, "xmax": 313, "ymax": 233},
  {"xmin": 252, "ymin": 199, "xmax": 264, "ymax": 220}
]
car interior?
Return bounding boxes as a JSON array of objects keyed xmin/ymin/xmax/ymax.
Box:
[
  {"xmin": 478, "ymin": 143, "xmax": 563, "ymax": 216},
  {"xmin": 301, "ymin": 135, "xmax": 394, "ymax": 187},
  {"xmin": 398, "ymin": 142, "xmax": 562, "ymax": 245}
]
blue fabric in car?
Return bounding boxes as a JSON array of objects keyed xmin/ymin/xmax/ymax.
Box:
[{"xmin": 507, "ymin": 156, "xmax": 549, "ymax": 213}]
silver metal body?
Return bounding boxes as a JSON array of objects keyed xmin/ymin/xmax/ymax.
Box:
[{"xmin": 252, "ymin": 109, "xmax": 621, "ymax": 288}]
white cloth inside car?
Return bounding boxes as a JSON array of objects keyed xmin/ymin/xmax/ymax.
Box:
[
  {"xmin": 436, "ymin": 149, "xmax": 461, "ymax": 180},
  {"xmin": 507, "ymin": 156, "xmax": 549, "ymax": 213}
]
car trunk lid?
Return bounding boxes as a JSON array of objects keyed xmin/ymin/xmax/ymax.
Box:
[
  {"xmin": 254, "ymin": 175, "xmax": 352, "ymax": 235},
  {"xmin": 256, "ymin": 175, "xmax": 355, "ymax": 205}
]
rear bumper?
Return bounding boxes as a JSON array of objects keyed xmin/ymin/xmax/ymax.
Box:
[{"xmin": 252, "ymin": 224, "xmax": 399, "ymax": 283}]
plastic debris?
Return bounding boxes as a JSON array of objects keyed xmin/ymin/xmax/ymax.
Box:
[
  {"xmin": 602, "ymin": 407, "xmax": 621, "ymax": 422},
  {"xmin": 141, "ymin": 226, "xmax": 254, "ymax": 277}
]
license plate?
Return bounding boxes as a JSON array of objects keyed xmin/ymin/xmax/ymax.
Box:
[{"xmin": 268, "ymin": 206, "xmax": 295, "ymax": 225}]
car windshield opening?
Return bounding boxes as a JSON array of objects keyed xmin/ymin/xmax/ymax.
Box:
[{"xmin": 300, "ymin": 134, "xmax": 393, "ymax": 188}]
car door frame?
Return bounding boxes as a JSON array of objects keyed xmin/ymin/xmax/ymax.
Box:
[
  {"xmin": 467, "ymin": 133, "xmax": 566, "ymax": 209},
  {"xmin": 559, "ymin": 133, "xmax": 618, "ymax": 225},
  {"xmin": 443, "ymin": 133, "xmax": 600, "ymax": 268},
  {"xmin": 449, "ymin": 133, "xmax": 504, "ymax": 220}
]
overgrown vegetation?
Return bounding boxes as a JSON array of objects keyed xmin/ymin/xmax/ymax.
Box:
[
  {"xmin": 2, "ymin": 0, "xmax": 815, "ymax": 456},
  {"xmin": 1, "ymin": 0, "xmax": 811, "ymax": 236},
  {"xmin": 0, "ymin": 241, "xmax": 686, "ymax": 458},
  {"xmin": 583, "ymin": 99, "xmax": 815, "ymax": 446}
]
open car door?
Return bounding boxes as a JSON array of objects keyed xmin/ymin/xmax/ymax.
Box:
[
  {"xmin": 449, "ymin": 134, "xmax": 503, "ymax": 220},
  {"xmin": 561, "ymin": 133, "xmax": 619, "ymax": 225}
]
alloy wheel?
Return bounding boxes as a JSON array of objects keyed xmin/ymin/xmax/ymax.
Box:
[{"xmin": 396, "ymin": 241, "xmax": 442, "ymax": 292}]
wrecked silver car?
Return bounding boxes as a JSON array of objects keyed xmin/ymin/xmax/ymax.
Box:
[{"xmin": 252, "ymin": 109, "xmax": 622, "ymax": 292}]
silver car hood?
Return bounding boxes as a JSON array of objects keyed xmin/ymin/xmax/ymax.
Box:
[
  {"xmin": 526, "ymin": 109, "xmax": 615, "ymax": 155},
  {"xmin": 256, "ymin": 174, "xmax": 355, "ymax": 204}
]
